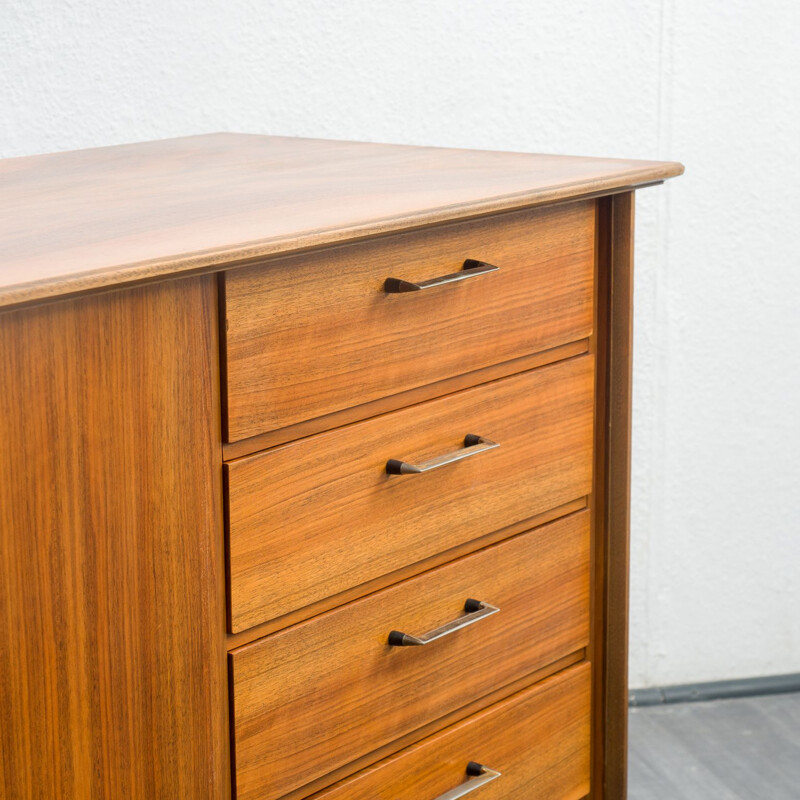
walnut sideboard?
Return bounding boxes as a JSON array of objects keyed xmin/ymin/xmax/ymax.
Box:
[{"xmin": 0, "ymin": 134, "xmax": 682, "ymax": 800}]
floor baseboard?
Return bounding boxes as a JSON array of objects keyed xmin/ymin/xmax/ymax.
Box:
[{"xmin": 629, "ymin": 672, "xmax": 800, "ymax": 707}]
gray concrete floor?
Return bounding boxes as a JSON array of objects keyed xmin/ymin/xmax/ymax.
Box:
[{"xmin": 628, "ymin": 693, "xmax": 800, "ymax": 799}]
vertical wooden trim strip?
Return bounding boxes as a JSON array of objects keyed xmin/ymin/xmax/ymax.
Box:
[
  {"xmin": 603, "ymin": 192, "xmax": 635, "ymax": 798},
  {"xmin": 211, "ymin": 276, "xmax": 235, "ymax": 800},
  {"xmin": 591, "ymin": 197, "xmax": 610, "ymax": 798}
]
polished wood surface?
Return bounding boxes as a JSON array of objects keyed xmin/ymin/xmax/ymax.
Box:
[
  {"xmin": 223, "ymin": 201, "xmax": 595, "ymax": 440},
  {"xmin": 275, "ymin": 652, "xmax": 587, "ymax": 800},
  {"xmin": 310, "ymin": 663, "xmax": 591, "ymax": 800},
  {"xmin": 0, "ymin": 133, "xmax": 683, "ymax": 309},
  {"xmin": 0, "ymin": 133, "xmax": 680, "ymax": 799},
  {"xmin": 226, "ymin": 355, "xmax": 594, "ymax": 632},
  {"xmin": 593, "ymin": 192, "xmax": 636, "ymax": 799},
  {"xmin": 226, "ymin": 498, "xmax": 588, "ymax": 650},
  {"xmin": 230, "ymin": 512, "xmax": 590, "ymax": 800},
  {"xmin": 0, "ymin": 278, "xmax": 229, "ymax": 798},
  {"xmin": 221, "ymin": 339, "xmax": 589, "ymax": 460}
]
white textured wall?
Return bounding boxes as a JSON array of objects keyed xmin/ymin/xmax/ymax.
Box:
[{"xmin": 2, "ymin": 0, "xmax": 798, "ymax": 688}]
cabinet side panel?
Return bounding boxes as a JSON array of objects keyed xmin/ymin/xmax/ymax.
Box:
[
  {"xmin": 592, "ymin": 192, "xmax": 635, "ymax": 799},
  {"xmin": 0, "ymin": 277, "xmax": 229, "ymax": 799}
]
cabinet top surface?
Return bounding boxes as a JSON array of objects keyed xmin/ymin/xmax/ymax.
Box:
[{"xmin": 0, "ymin": 133, "xmax": 683, "ymax": 309}]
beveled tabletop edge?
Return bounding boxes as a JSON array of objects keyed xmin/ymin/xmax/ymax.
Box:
[{"xmin": 0, "ymin": 134, "xmax": 683, "ymax": 311}]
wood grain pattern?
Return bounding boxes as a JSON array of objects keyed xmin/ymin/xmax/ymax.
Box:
[
  {"xmin": 0, "ymin": 133, "xmax": 683, "ymax": 310},
  {"xmin": 221, "ymin": 338, "xmax": 590, "ymax": 461},
  {"xmin": 226, "ymin": 355, "xmax": 594, "ymax": 632},
  {"xmin": 589, "ymin": 195, "xmax": 608, "ymax": 799},
  {"xmin": 231, "ymin": 511, "xmax": 591, "ymax": 800},
  {"xmin": 0, "ymin": 132, "xmax": 682, "ymax": 800},
  {"xmin": 225, "ymin": 497, "xmax": 588, "ymax": 650},
  {"xmin": 595, "ymin": 192, "xmax": 635, "ymax": 800},
  {"xmin": 0, "ymin": 277, "xmax": 229, "ymax": 799},
  {"xmin": 262, "ymin": 648, "xmax": 586, "ymax": 800},
  {"xmin": 310, "ymin": 663, "xmax": 592, "ymax": 800},
  {"xmin": 266, "ymin": 652, "xmax": 588, "ymax": 800},
  {"xmin": 223, "ymin": 201, "xmax": 595, "ymax": 440}
]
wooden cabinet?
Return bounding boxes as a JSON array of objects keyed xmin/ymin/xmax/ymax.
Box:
[{"xmin": 0, "ymin": 133, "xmax": 682, "ymax": 799}]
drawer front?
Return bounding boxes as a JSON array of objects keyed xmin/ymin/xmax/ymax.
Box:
[
  {"xmin": 311, "ymin": 663, "xmax": 591, "ymax": 800},
  {"xmin": 227, "ymin": 355, "xmax": 594, "ymax": 632},
  {"xmin": 223, "ymin": 201, "xmax": 595, "ymax": 441},
  {"xmin": 230, "ymin": 511, "xmax": 590, "ymax": 800}
]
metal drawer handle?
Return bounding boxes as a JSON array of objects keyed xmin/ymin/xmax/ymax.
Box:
[
  {"xmin": 388, "ymin": 599, "xmax": 499, "ymax": 647},
  {"xmin": 433, "ymin": 763, "xmax": 502, "ymax": 800},
  {"xmin": 384, "ymin": 259, "xmax": 499, "ymax": 293},
  {"xmin": 386, "ymin": 434, "xmax": 499, "ymax": 476}
]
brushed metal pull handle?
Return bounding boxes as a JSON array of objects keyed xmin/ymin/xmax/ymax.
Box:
[
  {"xmin": 386, "ymin": 434, "xmax": 499, "ymax": 476},
  {"xmin": 388, "ymin": 599, "xmax": 499, "ymax": 647},
  {"xmin": 384, "ymin": 259, "xmax": 499, "ymax": 293},
  {"xmin": 433, "ymin": 763, "xmax": 502, "ymax": 800}
]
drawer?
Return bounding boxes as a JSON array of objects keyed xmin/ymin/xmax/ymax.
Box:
[
  {"xmin": 310, "ymin": 662, "xmax": 591, "ymax": 800},
  {"xmin": 227, "ymin": 354, "xmax": 594, "ymax": 632},
  {"xmin": 230, "ymin": 511, "xmax": 590, "ymax": 800},
  {"xmin": 223, "ymin": 201, "xmax": 595, "ymax": 441}
]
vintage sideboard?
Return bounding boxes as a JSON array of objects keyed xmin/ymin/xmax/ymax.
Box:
[{"xmin": 0, "ymin": 134, "xmax": 682, "ymax": 799}]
